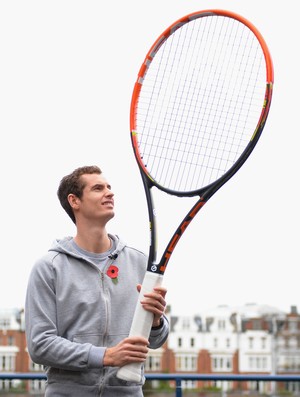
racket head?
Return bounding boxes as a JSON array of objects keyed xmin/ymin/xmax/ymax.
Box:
[{"xmin": 130, "ymin": 9, "xmax": 273, "ymax": 198}]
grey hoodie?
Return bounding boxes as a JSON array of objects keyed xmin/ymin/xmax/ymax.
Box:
[{"xmin": 25, "ymin": 234, "xmax": 169, "ymax": 396}]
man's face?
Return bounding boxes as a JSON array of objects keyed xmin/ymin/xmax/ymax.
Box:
[{"xmin": 76, "ymin": 173, "xmax": 115, "ymax": 224}]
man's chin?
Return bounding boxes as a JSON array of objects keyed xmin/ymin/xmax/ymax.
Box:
[{"xmin": 107, "ymin": 211, "xmax": 115, "ymax": 220}]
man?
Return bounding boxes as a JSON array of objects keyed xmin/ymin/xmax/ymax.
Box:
[{"xmin": 25, "ymin": 165, "xmax": 169, "ymax": 396}]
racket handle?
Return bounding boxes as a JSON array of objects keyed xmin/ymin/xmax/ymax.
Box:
[{"xmin": 116, "ymin": 271, "xmax": 163, "ymax": 382}]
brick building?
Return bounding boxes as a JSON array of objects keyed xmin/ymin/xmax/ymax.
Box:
[
  {"xmin": 0, "ymin": 308, "xmax": 27, "ymax": 391},
  {"xmin": 1, "ymin": 304, "xmax": 299, "ymax": 394},
  {"xmin": 148, "ymin": 303, "xmax": 300, "ymax": 393}
]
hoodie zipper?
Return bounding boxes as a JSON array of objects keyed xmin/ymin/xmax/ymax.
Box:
[
  {"xmin": 100, "ymin": 259, "xmax": 115, "ymax": 340},
  {"xmin": 100, "ymin": 271, "xmax": 110, "ymax": 339},
  {"xmin": 98, "ymin": 259, "xmax": 116, "ymax": 396},
  {"xmin": 98, "ymin": 271, "xmax": 107, "ymax": 396}
]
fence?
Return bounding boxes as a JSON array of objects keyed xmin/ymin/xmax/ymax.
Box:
[{"xmin": 0, "ymin": 373, "xmax": 300, "ymax": 397}]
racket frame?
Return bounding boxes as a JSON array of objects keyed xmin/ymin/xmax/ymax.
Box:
[{"xmin": 117, "ymin": 8, "xmax": 273, "ymax": 382}]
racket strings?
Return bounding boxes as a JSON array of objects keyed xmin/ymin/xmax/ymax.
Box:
[
  {"xmin": 165, "ymin": 20, "xmax": 205, "ymax": 189},
  {"xmin": 196, "ymin": 17, "xmax": 239, "ymax": 187},
  {"xmin": 136, "ymin": 15, "xmax": 266, "ymax": 192},
  {"xmin": 207, "ymin": 22, "xmax": 255, "ymax": 182}
]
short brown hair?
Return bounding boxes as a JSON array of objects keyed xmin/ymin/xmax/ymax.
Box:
[{"xmin": 57, "ymin": 165, "xmax": 102, "ymax": 224}]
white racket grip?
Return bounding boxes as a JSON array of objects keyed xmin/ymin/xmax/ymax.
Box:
[{"xmin": 116, "ymin": 271, "xmax": 164, "ymax": 382}]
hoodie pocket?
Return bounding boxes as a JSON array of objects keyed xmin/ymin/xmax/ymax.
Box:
[
  {"xmin": 48, "ymin": 333, "xmax": 104, "ymax": 386},
  {"xmin": 73, "ymin": 333, "xmax": 104, "ymax": 346}
]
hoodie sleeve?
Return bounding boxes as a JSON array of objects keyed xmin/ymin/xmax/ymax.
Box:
[
  {"xmin": 25, "ymin": 256, "xmax": 104, "ymax": 371},
  {"xmin": 148, "ymin": 314, "xmax": 169, "ymax": 349}
]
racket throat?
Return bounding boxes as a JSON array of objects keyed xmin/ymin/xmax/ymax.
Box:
[{"xmin": 158, "ymin": 199, "xmax": 206, "ymax": 273}]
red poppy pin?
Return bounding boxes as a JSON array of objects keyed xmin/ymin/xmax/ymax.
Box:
[{"xmin": 106, "ymin": 265, "xmax": 119, "ymax": 284}]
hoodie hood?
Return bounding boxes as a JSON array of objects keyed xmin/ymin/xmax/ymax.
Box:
[{"xmin": 48, "ymin": 233, "xmax": 125, "ymax": 260}]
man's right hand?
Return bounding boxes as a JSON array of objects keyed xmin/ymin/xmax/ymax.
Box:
[{"xmin": 103, "ymin": 336, "xmax": 149, "ymax": 367}]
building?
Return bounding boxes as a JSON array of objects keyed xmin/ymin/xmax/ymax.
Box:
[
  {"xmin": 0, "ymin": 304, "xmax": 299, "ymax": 394},
  {"xmin": 0, "ymin": 308, "xmax": 27, "ymax": 392},
  {"xmin": 148, "ymin": 303, "xmax": 300, "ymax": 393},
  {"xmin": 276, "ymin": 305, "xmax": 300, "ymax": 394},
  {"xmin": 0, "ymin": 308, "xmax": 45, "ymax": 394}
]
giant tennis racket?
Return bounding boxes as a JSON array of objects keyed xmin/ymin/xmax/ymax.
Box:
[{"xmin": 117, "ymin": 9, "xmax": 273, "ymax": 382}]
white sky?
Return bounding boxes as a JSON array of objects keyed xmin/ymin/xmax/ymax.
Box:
[{"xmin": 0, "ymin": 0, "xmax": 298, "ymax": 316}]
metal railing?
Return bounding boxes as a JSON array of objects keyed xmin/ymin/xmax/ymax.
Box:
[{"xmin": 0, "ymin": 373, "xmax": 300, "ymax": 396}]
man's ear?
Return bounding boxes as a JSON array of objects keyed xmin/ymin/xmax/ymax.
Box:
[{"xmin": 68, "ymin": 194, "xmax": 80, "ymax": 209}]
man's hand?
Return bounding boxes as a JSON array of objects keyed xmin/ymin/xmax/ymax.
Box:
[
  {"xmin": 103, "ymin": 336, "xmax": 149, "ymax": 367},
  {"xmin": 137, "ymin": 284, "xmax": 167, "ymax": 328}
]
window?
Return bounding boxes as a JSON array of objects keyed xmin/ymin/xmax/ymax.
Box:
[
  {"xmin": 145, "ymin": 355, "xmax": 161, "ymax": 371},
  {"xmin": 249, "ymin": 337, "xmax": 254, "ymax": 349},
  {"xmin": 178, "ymin": 337, "xmax": 182, "ymax": 347},
  {"xmin": 248, "ymin": 356, "xmax": 268, "ymax": 371},
  {"xmin": 30, "ymin": 361, "xmax": 44, "ymax": 371},
  {"xmin": 1, "ymin": 356, "xmax": 5, "ymax": 370},
  {"xmin": 176, "ymin": 354, "xmax": 197, "ymax": 371},
  {"xmin": 249, "ymin": 357, "xmax": 253, "ymax": 369},
  {"xmin": 182, "ymin": 380, "xmax": 197, "ymax": 390},
  {"xmin": 218, "ymin": 319, "xmax": 226, "ymax": 330},
  {"xmin": 212, "ymin": 356, "xmax": 232, "ymax": 371},
  {"xmin": 288, "ymin": 320, "xmax": 298, "ymax": 332},
  {"xmin": 285, "ymin": 356, "xmax": 300, "ymax": 370},
  {"xmin": 253, "ymin": 319, "xmax": 262, "ymax": 330},
  {"xmin": 0, "ymin": 354, "xmax": 15, "ymax": 371},
  {"xmin": 190, "ymin": 338, "xmax": 194, "ymax": 347},
  {"xmin": 256, "ymin": 357, "xmax": 260, "ymax": 369},
  {"xmin": 286, "ymin": 382, "xmax": 300, "ymax": 393},
  {"xmin": 263, "ymin": 357, "xmax": 267, "ymax": 369},
  {"xmin": 0, "ymin": 318, "xmax": 10, "ymax": 328},
  {"xmin": 182, "ymin": 318, "xmax": 190, "ymax": 330},
  {"xmin": 261, "ymin": 337, "xmax": 266, "ymax": 349},
  {"xmin": 30, "ymin": 380, "xmax": 45, "ymax": 393}
]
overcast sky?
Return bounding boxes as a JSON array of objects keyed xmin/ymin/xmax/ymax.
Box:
[{"xmin": 0, "ymin": 0, "xmax": 298, "ymax": 316}]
